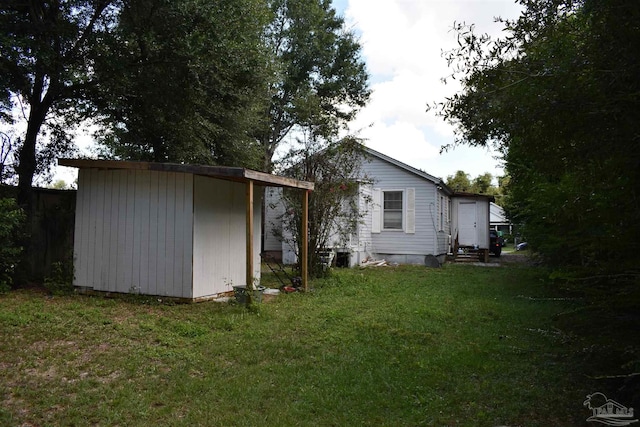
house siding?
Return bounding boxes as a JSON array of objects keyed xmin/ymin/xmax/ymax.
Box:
[
  {"xmin": 352, "ymin": 183, "xmax": 373, "ymax": 265},
  {"xmin": 264, "ymin": 187, "xmax": 284, "ymax": 253},
  {"xmin": 73, "ymin": 169, "xmax": 194, "ymax": 298},
  {"xmin": 362, "ymin": 156, "xmax": 441, "ymax": 261}
]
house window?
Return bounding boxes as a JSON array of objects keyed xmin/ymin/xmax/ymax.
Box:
[{"xmin": 383, "ymin": 191, "xmax": 403, "ymax": 230}]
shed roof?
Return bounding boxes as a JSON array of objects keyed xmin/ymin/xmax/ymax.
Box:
[
  {"xmin": 58, "ymin": 159, "xmax": 314, "ymax": 190},
  {"xmin": 452, "ymin": 192, "xmax": 495, "ymax": 202}
]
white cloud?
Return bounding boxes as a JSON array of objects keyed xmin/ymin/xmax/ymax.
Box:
[{"xmin": 342, "ymin": 0, "xmax": 522, "ymax": 181}]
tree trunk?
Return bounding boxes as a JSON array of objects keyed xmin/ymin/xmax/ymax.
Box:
[
  {"xmin": 17, "ymin": 102, "xmax": 48, "ymax": 209},
  {"xmin": 14, "ymin": 98, "xmax": 50, "ymax": 286}
]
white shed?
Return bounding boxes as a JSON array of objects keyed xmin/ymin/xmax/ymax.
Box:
[
  {"xmin": 59, "ymin": 159, "xmax": 313, "ymax": 301},
  {"xmin": 451, "ymin": 193, "xmax": 493, "ymax": 250}
]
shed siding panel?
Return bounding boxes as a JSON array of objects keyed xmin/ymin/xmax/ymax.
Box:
[
  {"xmin": 229, "ymin": 183, "xmax": 246, "ymax": 285},
  {"xmin": 93, "ymin": 170, "xmax": 105, "ymax": 288},
  {"xmin": 136, "ymin": 170, "xmax": 151, "ymax": 294},
  {"xmin": 107, "ymin": 172, "xmax": 120, "ymax": 292},
  {"xmin": 73, "ymin": 169, "xmax": 88, "ymax": 287},
  {"xmin": 171, "ymin": 173, "xmax": 183, "ymax": 297},
  {"xmin": 362, "ymin": 156, "xmax": 439, "ymax": 257},
  {"xmin": 156, "ymin": 173, "xmax": 168, "ymax": 296},
  {"xmin": 192, "ymin": 177, "xmax": 260, "ymax": 298},
  {"xmin": 116, "ymin": 170, "xmax": 129, "ymax": 292},
  {"xmin": 164, "ymin": 173, "xmax": 177, "ymax": 297},
  {"xmin": 123, "ymin": 171, "xmax": 136, "ymax": 291},
  {"xmin": 253, "ymin": 189, "xmax": 263, "ymax": 280},
  {"xmin": 181, "ymin": 175, "xmax": 194, "ymax": 298},
  {"xmin": 147, "ymin": 172, "xmax": 159, "ymax": 296},
  {"xmin": 75, "ymin": 169, "xmax": 193, "ymax": 298}
]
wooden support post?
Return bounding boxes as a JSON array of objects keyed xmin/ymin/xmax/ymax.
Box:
[
  {"xmin": 301, "ymin": 189, "xmax": 309, "ymax": 292},
  {"xmin": 245, "ymin": 180, "xmax": 254, "ymax": 306}
]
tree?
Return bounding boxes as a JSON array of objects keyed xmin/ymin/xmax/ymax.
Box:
[
  {"xmin": 95, "ymin": 0, "xmax": 271, "ymax": 168},
  {"xmin": 255, "ymin": 0, "xmax": 370, "ymax": 172},
  {"xmin": 0, "ymin": 0, "xmax": 120, "ymax": 207},
  {"xmin": 446, "ymin": 170, "xmax": 472, "ymax": 192},
  {"xmin": 445, "ymin": 170, "xmax": 502, "ymax": 201},
  {"xmin": 0, "ymin": 130, "xmax": 17, "ymax": 184},
  {"xmin": 472, "ymin": 172, "xmax": 494, "ymax": 195},
  {"xmin": 435, "ymin": 0, "xmax": 640, "ymax": 271},
  {"xmin": 276, "ymin": 135, "xmax": 368, "ymax": 278}
]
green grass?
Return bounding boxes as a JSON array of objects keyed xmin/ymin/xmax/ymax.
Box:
[{"xmin": 0, "ymin": 263, "xmax": 633, "ymax": 426}]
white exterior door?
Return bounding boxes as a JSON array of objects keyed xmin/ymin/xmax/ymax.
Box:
[{"xmin": 458, "ymin": 202, "xmax": 477, "ymax": 246}]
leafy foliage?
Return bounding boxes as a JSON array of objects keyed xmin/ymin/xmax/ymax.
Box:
[
  {"xmin": 0, "ymin": 198, "xmax": 25, "ymax": 291},
  {"xmin": 435, "ymin": 0, "xmax": 640, "ymax": 271},
  {"xmin": 256, "ymin": 0, "xmax": 370, "ymax": 171},
  {"xmin": 43, "ymin": 259, "xmax": 75, "ymax": 296},
  {"xmin": 94, "ymin": 0, "xmax": 270, "ymax": 169},
  {"xmin": 0, "ymin": 0, "xmax": 120, "ymax": 204}
]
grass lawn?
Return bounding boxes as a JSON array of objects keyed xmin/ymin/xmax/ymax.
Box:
[{"xmin": 0, "ymin": 260, "xmax": 635, "ymax": 426}]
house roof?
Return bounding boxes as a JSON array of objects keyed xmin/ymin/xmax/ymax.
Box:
[
  {"xmin": 363, "ymin": 147, "xmax": 452, "ymax": 194},
  {"xmin": 490, "ymin": 202, "xmax": 508, "ymax": 224},
  {"xmin": 58, "ymin": 159, "xmax": 314, "ymax": 190}
]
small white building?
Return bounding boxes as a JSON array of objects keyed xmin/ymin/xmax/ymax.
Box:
[
  {"xmin": 60, "ymin": 159, "xmax": 313, "ymax": 301},
  {"xmin": 450, "ymin": 193, "xmax": 493, "ymax": 250}
]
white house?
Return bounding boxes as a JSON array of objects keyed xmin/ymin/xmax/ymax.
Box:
[
  {"xmin": 60, "ymin": 159, "xmax": 313, "ymax": 300},
  {"xmin": 265, "ymin": 147, "xmax": 494, "ymax": 266}
]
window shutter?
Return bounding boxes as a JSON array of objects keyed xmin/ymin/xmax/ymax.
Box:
[
  {"xmin": 372, "ymin": 188, "xmax": 381, "ymax": 233},
  {"xmin": 406, "ymin": 188, "xmax": 415, "ymax": 234}
]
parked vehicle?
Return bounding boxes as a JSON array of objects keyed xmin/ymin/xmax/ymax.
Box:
[{"xmin": 489, "ymin": 230, "xmax": 503, "ymax": 256}]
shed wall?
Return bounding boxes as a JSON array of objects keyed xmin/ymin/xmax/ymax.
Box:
[
  {"xmin": 73, "ymin": 169, "xmax": 194, "ymax": 297},
  {"xmin": 192, "ymin": 177, "xmax": 262, "ymax": 298},
  {"xmin": 451, "ymin": 197, "xmax": 490, "ymax": 249}
]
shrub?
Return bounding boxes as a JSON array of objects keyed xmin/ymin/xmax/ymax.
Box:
[
  {"xmin": 0, "ymin": 198, "xmax": 25, "ymax": 292},
  {"xmin": 44, "ymin": 259, "xmax": 74, "ymax": 295}
]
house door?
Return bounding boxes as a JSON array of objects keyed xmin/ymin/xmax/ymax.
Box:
[{"xmin": 458, "ymin": 202, "xmax": 477, "ymax": 246}]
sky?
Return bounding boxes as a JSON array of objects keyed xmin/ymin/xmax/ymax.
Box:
[{"xmin": 331, "ymin": 0, "xmax": 523, "ymax": 182}]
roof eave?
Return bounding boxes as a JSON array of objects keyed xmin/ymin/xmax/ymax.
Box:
[{"xmin": 58, "ymin": 158, "xmax": 314, "ymax": 191}]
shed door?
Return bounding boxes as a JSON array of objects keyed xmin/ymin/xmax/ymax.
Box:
[{"xmin": 458, "ymin": 202, "xmax": 477, "ymax": 246}]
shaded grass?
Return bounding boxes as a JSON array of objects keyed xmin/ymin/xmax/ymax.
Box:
[{"xmin": 0, "ymin": 263, "xmax": 623, "ymax": 426}]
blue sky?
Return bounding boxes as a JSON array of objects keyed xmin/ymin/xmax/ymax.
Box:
[{"xmin": 330, "ymin": 0, "xmax": 523, "ymax": 182}]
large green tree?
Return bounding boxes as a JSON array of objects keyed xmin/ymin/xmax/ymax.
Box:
[
  {"xmin": 436, "ymin": 0, "xmax": 640, "ymax": 270},
  {"xmin": 256, "ymin": 0, "xmax": 370, "ymax": 172},
  {"xmin": 0, "ymin": 0, "xmax": 120, "ymax": 206},
  {"xmin": 95, "ymin": 0, "xmax": 270, "ymax": 168}
]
